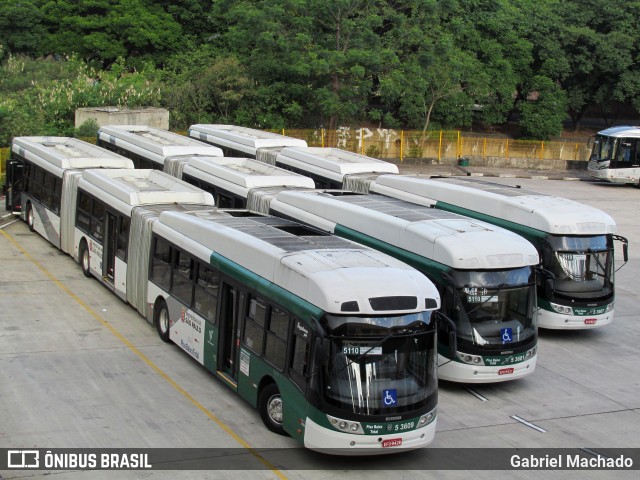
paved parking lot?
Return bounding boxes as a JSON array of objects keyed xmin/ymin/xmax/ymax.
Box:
[{"xmin": 0, "ymin": 176, "xmax": 638, "ymax": 479}]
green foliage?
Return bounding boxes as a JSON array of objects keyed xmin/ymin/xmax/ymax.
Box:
[
  {"xmin": 0, "ymin": 0, "xmax": 640, "ymax": 141},
  {"xmin": 519, "ymin": 76, "xmax": 568, "ymax": 140},
  {"xmin": 74, "ymin": 118, "xmax": 100, "ymax": 138}
]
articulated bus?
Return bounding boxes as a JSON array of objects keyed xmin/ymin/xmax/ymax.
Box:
[
  {"xmin": 14, "ymin": 163, "xmax": 450, "ymax": 454},
  {"xmin": 188, "ymin": 123, "xmax": 308, "ymax": 159},
  {"xmin": 587, "ymin": 125, "xmax": 640, "ymax": 186},
  {"xmin": 150, "ymin": 156, "xmax": 540, "ymax": 383},
  {"xmin": 4, "ymin": 136, "xmax": 134, "ymax": 253},
  {"xmin": 188, "ymin": 124, "xmax": 399, "ymax": 190},
  {"xmin": 370, "ymin": 175, "xmax": 629, "ymax": 329},
  {"xmin": 97, "ymin": 125, "xmax": 223, "ymax": 171}
]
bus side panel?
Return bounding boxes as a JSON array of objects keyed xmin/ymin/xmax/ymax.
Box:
[
  {"xmin": 25, "ymin": 197, "xmax": 62, "ymax": 250},
  {"xmin": 113, "ymin": 257, "xmax": 127, "ymax": 301}
]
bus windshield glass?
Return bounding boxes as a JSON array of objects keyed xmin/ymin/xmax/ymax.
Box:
[
  {"xmin": 546, "ymin": 235, "xmax": 613, "ymax": 298},
  {"xmin": 449, "ymin": 266, "xmax": 536, "ymax": 350},
  {"xmin": 590, "ymin": 135, "xmax": 616, "ymax": 162},
  {"xmin": 322, "ymin": 313, "xmax": 436, "ymax": 416}
]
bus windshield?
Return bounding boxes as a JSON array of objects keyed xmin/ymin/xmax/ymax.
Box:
[
  {"xmin": 590, "ymin": 135, "xmax": 616, "ymax": 162},
  {"xmin": 448, "ymin": 267, "xmax": 536, "ymax": 350},
  {"xmin": 546, "ymin": 235, "xmax": 613, "ymax": 298},
  {"xmin": 322, "ymin": 314, "xmax": 437, "ymax": 416}
]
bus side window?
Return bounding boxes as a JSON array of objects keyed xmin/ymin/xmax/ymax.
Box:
[
  {"xmin": 265, "ymin": 307, "xmax": 290, "ymax": 370},
  {"xmin": 150, "ymin": 236, "xmax": 171, "ymax": 292},
  {"xmin": 172, "ymin": 250, "xmax": 195, "ymax": 307},
  {"xmin": 90, "ymin": 200, "xmax": 105, "ymax": 241},
  {"xmin": 194, "ymin": 263, "xmax": 219, "ymax": 323},
  {"xmin": 76, "ymin": 192, "xmax": 91, "ymax": 233},
  {"xmin": 290, "ymin": 328, "xmax": 310, "ymax": 390},
  {"xmin": 116, "ymin": 216, "xmax": 129, "ymax": 260},
  {"xmin": 243, "ymin": 295, "xmax": 266, "ymax": 353}
]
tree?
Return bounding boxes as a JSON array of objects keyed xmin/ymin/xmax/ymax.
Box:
[
  {"xmin": 519, "ymin": 75, "xmax": 568, "ymax": 139},
  {"xmin": 0, "ymin": 0, "xmax": 47, "ymax": 57},
  {"xmin": 40, "ymin": 0, "xmax": 182, "ymax": 67}
]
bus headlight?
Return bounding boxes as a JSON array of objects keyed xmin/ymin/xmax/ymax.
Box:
[
  {"xmin": 525, "ymin": 346, "xmax": 536, "ymax": 358},
  {"xmin": 550, "ymin": 302, "xmax": 573, "ymax": 315},
  {"xmin": 327, "ymin": 415, "xmax": 364, "ymax": 435},
  {"xmin": 457, "ymin": 352, "xmax": 485, "ymax": 365},
  {"xmin": 605, "ymin": 302, "xmax": 614, "ymax": 312},
  {"xmin": 418, "ymin": 407, "xmax": 437, "ymax": 426}
]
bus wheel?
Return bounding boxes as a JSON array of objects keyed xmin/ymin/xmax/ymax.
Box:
[
  {"xmin": 155, "ymin": 299, "xmax": 171, "ymax": 343},
  {"xmin": 258, "ymin": 383, "xmax": 287, "ymax": 436},
  {"xmin": 79, "ymin": 240, "xmax": 92, "ymax": 278},
  {"xmin": 26, "ymin": 203, "xmax": 35, "ymax": 232}
]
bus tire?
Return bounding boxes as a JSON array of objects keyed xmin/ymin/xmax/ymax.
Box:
[
  {"xmin": 26, "ymin": 203, "xmax": 35, "ymax": 232},
  {"xmin": 79, "ymin": 240, "xmax": 92, "ymax": 278},
  {"xmin": 258, "ymin": 383, "xmax": 287, "ymax": 436},
  {"xmin": 155, "ymin": 299, "xmax": 171, "ymax": 343}
]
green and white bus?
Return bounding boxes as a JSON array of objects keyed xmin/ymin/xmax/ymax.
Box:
[
  {"xmin": 18, "ymin": 165, "xmax": 448, "ymax": 453},
  {"xmin": 5, "ymin": 136, "xmax": 133, "ymax": 252},
  {"xmin": 150, "ymin": 156, "xmax": 540, "ymax": 383},
  {"xmin": 371, "ymin": 175, "xmax": 629, "ymax": 329},
  {"xmin": 97, "ymin": 125, "xmax": 223, "ymax": 171}
]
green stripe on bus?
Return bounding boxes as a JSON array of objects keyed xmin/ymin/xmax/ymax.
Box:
[
  {"xmin": 210, "ymin": 252, "xmax": 324, "ymax": 322},
  {"xmin": 434, "ymin": 201, "xmax": 548, "ymax": 241},
  {"xmin": 334, "ymin": 224, "xmax": 451, "ymax": 276}
]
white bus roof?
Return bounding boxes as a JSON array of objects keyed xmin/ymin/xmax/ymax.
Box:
[
  {"xmin": 12, "ymin": 137, "xmax": 134, "ymax": 172},
  {"xmin": 183, "ymin": 157, "xmax": 316, "ymax": 190},
  {"xmin": 276, "ymin": 147, "xmax": 399, "ymax": 176},
  {"xmin": 270, "ymin": 191, "xmax": 539, "ymax": 270},
  {"xmin": 79, "ymin": 169, "xmax": 215, "ymax": 209},
  {"xmin": 372, "ymin": 175, "xmax": 617, "ymax": 235},
  {"xmin": 98, "ymin": 125, "xmax": 223, "ymax": 159},
  {"xmin": 156, "ymin": 210, "xmax": 439, "ymax": 315},
  {"xmin": 188, "ymin": 124, "xmax": 308, "ymax": 153},
  {"xmin": 596, "ymin": 125, "xmax": 640, "ymax": 138}
]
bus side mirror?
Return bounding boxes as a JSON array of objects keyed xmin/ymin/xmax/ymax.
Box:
[
  {"xmin": 613, "ymin": 235, "xmax": 629, "ymax": 271},
  {"xmin": 436, "ymin": 311, "xmax": 457, "ymax": 360},
  {"xmin": 545, "ymin": 278, "xmax": 554, "ymax": 300}
]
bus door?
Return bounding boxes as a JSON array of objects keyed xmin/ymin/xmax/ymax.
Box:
[
  {"xmin": 103, "ymin": 212, "xmax": 117, "ymax": 282},
  {"xmin": 217, "ymin": 281, "xmax": 244, "ymax": 388},
  {"xmin": 3, "ymin": 160, "xmax": 24, "ymax": 213}
]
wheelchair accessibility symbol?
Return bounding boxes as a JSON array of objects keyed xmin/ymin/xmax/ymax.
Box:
[
  {"xmin": 383, "ymin": 389, "xmax": 398, "ymax": 406},
  {"xmin": 501, "ymin": 327, "xmax": 513, "ymax": 344}
]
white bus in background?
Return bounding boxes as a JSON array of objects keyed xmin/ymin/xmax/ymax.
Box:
[
  {"xmin": 170, "ymin": 156, "xmax": 314, "ymax": 209},
  {"xmin": 370, "ymin": 175, "xmax": 629, "ymax": 329},
  {"xmin": 97, "ymin": 125, "xmax": 223, "ymax": 172},
  {"xmin": 155, "ymin": 157, "xmax": 540, "ymax": 383},
  {"xmin": 188, "ymin": 123, "xmax": 308, "ymax": 160},
  {"xmin": 75, "ymin": 169, "xmax": 215, "ymax": 302},
  {"xmin": 188, "ymin": 124, "xmax": 399, "ymax": 190},
  {"xmin": 5, "ymin": 136, "xmax": 133, "ymax": 252},
  {"xmin": 587, "ymin": 125, "xmax": 640, "ymax": 186}
]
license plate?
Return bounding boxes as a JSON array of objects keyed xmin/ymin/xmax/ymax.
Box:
[
  {"xmin": 584, "ymin": 318, "xmax": 597, "ymax": 325},
  {"xmin": 382, "ymin": 438, "xmax": 403, "ymax": 448},
  {"xmin": 498, "ymin": 368, "xmax": 514, "ymax": 375}
]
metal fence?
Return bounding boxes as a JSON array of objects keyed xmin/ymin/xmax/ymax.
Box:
[{"xmin": 279, "ymin": 128, "xmax": 590, "ymax": 162}]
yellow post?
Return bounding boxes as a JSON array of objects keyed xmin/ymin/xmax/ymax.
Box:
[
  {"xmin": 483, "ymin": 138, "xmax": 486, "ymax": 159},
  {"xmin": 321, "ymin": 129, "xmax": 325, "ymax": 148},
  {"xmin": 400, "ymin": 130, "xmax": 404, "ymax": 162},
  {"xmin": 506, "ymin": 139, "xmax": 509, "ymax": 160},
  {"xmin": 361, "ymin": 128, "xmax": 364, "ymax": 155},
  {"xmin": 575, "ymin": 143, "xmax": 579, "ymax": 160},
  {"xmin": 541, "ymin": 141, "xmax": 544, "ymax": 160},
  {"xmin": 457, "ymin": 130, "xmax": 461, "ymax": 158},
  {"xmin": 282, "ymin": 128, "xmax": 285, "ymax": 136},
  {"xmin": 438, "ymin": 131, "xmax": 443, "ymax": 163}
]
